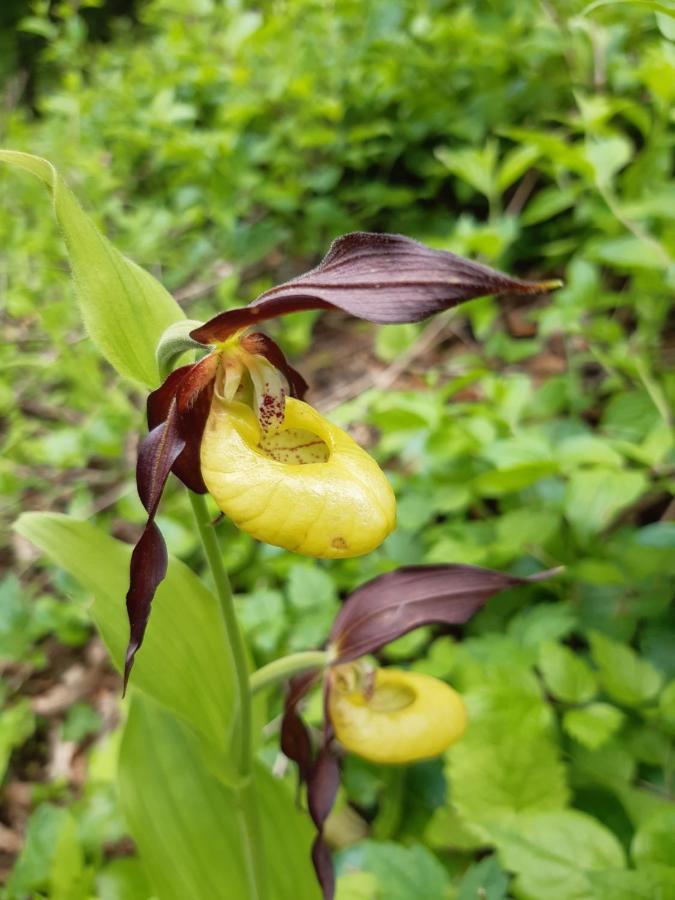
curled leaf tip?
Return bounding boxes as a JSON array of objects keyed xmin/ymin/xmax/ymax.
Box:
[{"xmin": 534, "ymin": 278, "xmax": 564, "ymax": 292}]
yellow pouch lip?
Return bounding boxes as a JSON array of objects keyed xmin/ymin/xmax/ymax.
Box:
[
  {"xmin": 200, "ymin": 396, "xmax": 396, "ymax": 558},
  {"xmin": 329, "ymin": 668, "xmax": 467, "ymax": 764}
]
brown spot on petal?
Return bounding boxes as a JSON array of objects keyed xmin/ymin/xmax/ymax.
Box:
[{"xmin": 331, "ymin": 537, "xmax": 348, "ymax": 550}]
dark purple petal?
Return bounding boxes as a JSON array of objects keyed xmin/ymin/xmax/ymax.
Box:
[
  {"xmin": 147, "ymin": 356, "xmax": 218, "ymax": 494},
  {"xmin": 280, "ymin": 672, "xmax": 320, "ymax": 784},
  {"xmin": 241, "ymin": 332, "xmax": 309, "ymax": 400},
  {"xmin": 311, "ymin": 838, "xmax": 335, "ymax": 900},
  {"xmin": 124, "ymin": 405, "xmax": 186, "ymax": 690},
  {"xmin": 330, "ymin": 564, "xmax": 560, "ymax": 664},
  {"xmin": 281, "ymin": 675, "xmax": 340, "ymax": 900},
  {"xmin": 308, "ymin": 743, "xmax": 340, "ymax": 900},
  {"xmin": 147, "ymin": 365, "xmax": 194, "ymax": 429},
  {"xmin": 190, "ymin": 232, "xmax": 561, "ymax": 343}
]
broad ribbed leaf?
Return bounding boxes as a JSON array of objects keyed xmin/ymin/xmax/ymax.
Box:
[
  {"xmin": 13, "ymin": 513, "xmax": 237, "ymax": 764},
  {"xmin": 191, "ymin": 232, "xmax": 561, "ymax": 342},
  {"xmin": 330, "ymin": 565, "xmax": 559, "ymax": 663},
  {"xmin": 120, "ymin": 694, "xmax": 320, "ymax": 900},
  {"xmin": 0, "ymin": 150, "xmax": 184, "ymax": 386}
]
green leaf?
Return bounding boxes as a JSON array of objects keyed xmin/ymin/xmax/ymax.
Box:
[
  {"xmin": 287, "ymin": 563, "xmax": 337, "ymax": 609},
  {"xmin": 119, "ymin": 693, "xmax": 319, "ymax": 900},
  {"xmin": 447, "ymin": 671, "xmax": 568, "ymax": 827},
  {"xmin": 585, "ymin": 136, "xmax": 632, "ymax": 186},
  {"xmin": 435, "ymin": 142, "xmax": 498, "ymax": 199},
  {"xmin": 0, "ymin": 700, "xmax": 35, "ymax": 781},
  {"xmin": 563, "ymin": 703, "xmax": 625, "ymax": 750},
  {"xmin": 96, "ymin": 858, "xmax": 152, "ymax": 900},
  {"xmin": 62, "ymin": 701, "xmax": 103, "ymax": 743},
  {"xmin": 632, "ymin": 809, "xmax": 675, "ymax": 869},
  {"xmin": 589, "ymin": 632, "xmax": 663, "ymax": 707},
  {"xmin": 473, "ymin": 461, "xmax": 558, "ymax": 497},
  {"xmin": 497, "ymin": 144, "xmax": 540, "ymax": 192},
  {"xmin": 538, "ymin": 641, "xmax": 597, "ymax": 704},
  {"xmin": 491, "ymin": 810, "xmax": 625, "ymax": 900},
  {"xmin": 659, "ymin": 680, "xmax": 675, "ymax": 731},
  {"xmin": 565, "ymin": 469, "xmax": 648, "ymax": 539},
  {"xmin": 457, "ymin": 855, "xmax": 509, "ymax": 900},
  {"xmin": 335, "ymin": 872, "xmax": 379, "ymax": 900},
  {"xmin": 586, "ymin": 866, "xmax": 675, "ymax": 900},
  {"xmin": 5, "ymin": 804, "xmax": 92, "ymax": 900},
  {"xmin": 0, "ymin": 150, "xmax": 184, "ymax": 386},
  {"xmin": 14, "ymin": 512, "xmax": 237, "ymax": 762},
  {"xmin": 335, "ymin": 841, "xmax": 449, "ymax": 900}
]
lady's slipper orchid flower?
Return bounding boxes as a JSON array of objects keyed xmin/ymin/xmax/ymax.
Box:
[
  {"xmin": 280, "ymin": 562, "xmax": 560, "ymax": 899},
  {"xmin": 328, "ymin": 666, "xmax": 467, "ymax": 764},
  {"xmin": 124, "ymin": 232, "xmax": 560, "ymax": 686}
]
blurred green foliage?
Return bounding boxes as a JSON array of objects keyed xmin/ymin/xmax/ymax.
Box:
[{"xmin": 2, "ymin": 0, "xmax": 674, "ymax": 897}]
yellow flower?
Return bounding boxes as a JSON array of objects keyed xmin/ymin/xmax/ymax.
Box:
[
  {"xmin": 328, "ymin": 667, "xmax": 466, "ymax": 764},
  {"xmin": 200, "ymin": 396, "xmax": 395, "ymax": 558}
]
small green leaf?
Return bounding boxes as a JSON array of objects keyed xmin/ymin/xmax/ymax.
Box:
[
  {"xmin": 14, "ymin": 512, "xmax": 237, "ymax": 761},
  {"xmin": 435, "ymin": 142, "xmax": 498, "ymax": 199},
  {"xmin": 585, "ymin": 136, "xmax": 632, "ymax": 186},
  {"xmin": 587, "ymin": 866, "xmax": 675, "ymax": 900},
  {"xmin": 119, "ymin": 694, "xmax": 319, "ymax": 900},
  {"xmin": 497, "ymin": 144, "xmax": 540, "ymax": 192},
  {"xmin": 491, "ymin": 810, "xmax": 625, "ymax": 900},
  {"xmin": 96, "ymin": 858, "xmax": 152, "ymax": 900},
  {"xmin": 62, "ymin": 701, "xmax": 103, "ymax": 743},
  {"xmin": 565, "ymin": 468, "xmax": 648, "ymax": 539},
  {"xmin": 632, "ymin": 809, "xmax": 675, "ymax": 869},
  {"xmin": 287, "ymin": 563, "xmax": 337, "ymax": 609},
  {"xmin": 457, "ymin": 855, "xmax": 509, "ymax": 900},
  {"xmin": 0, "ymin": 150, "xmax": 184, "ymax": 386},
  {"xmin": 448, "ymin": 671, "xmax": 569, "ymax": 827},
  {"xmin": 5, "ymin": 804, "xmax": 91, "ymax": 900},
  {"xmin": 335, "ymin": 872, "xmax": 379, "ymax": 900},
  {"xmin": 0, "ymin": 700, "xmax": 35, "ymax": 781},
  {"xmin": 589, "ymin": 632, "xmax": 663, "ymax": 707},
  {"xmin": 538, "ymin": 641, "xmax": 597, "ymax": 704},
  {"xmin": 563, "ymin": 703, "xmax": 624, "ymax": 750},
  {"xmin": 335, "ymin": 841, "xmax": 449, "ymax": 900}
]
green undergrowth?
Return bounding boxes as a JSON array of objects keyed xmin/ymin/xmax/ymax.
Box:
[{"xmin": 1, "ymin": 0, "xmax": 674, "ymax": 897}]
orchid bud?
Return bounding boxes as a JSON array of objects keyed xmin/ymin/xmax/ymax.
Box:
[
  {"xmin": 328, "ymin": 667, "xmax": 466, "ymax": 764},
  {"xmin": 200, "ymin": 396, "xmax": 395, "ymax": 558}
]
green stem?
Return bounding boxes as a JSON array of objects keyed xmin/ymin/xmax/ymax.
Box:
[
  {"xmin": 189, "ymin": 492, "xmax": 267, "ymax": 900},
  {"xmin": 250, "ymin": 651, "xmax": 330, "ymax": 696}
]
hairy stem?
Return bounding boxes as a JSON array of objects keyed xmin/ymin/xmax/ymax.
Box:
[
  {"xmin": 250, "ymin": 650, "xmax": 331, "ymax": 696},
  {"xmin": 189, "ymin": 492, "xmax": 267, "ymax": 900}
]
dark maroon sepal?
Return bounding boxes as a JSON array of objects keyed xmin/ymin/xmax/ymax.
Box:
[
  {"xmin": 190, "ymin": 232, "xmax": 560, "ymax": 343},
  {"xmin": 147, "ymin": 355, "xmax": 218, "ymax": 494},
  {"xmin": 330, "ymin": 564, "xmax": 560, "ymax": 664},
  {"xmin": 124, "ymin": 406, "xmax": 186, "ymax": 690},
  {"xmin": 241, "ymin": 332, "xmax": 309, "ymax": 399},
  {"xmin": 281, "ymin": 672, "xmax": 320, "ymax": 784},
  {"xmin": 307, "ymin": 735, "xmax": 340, "ymax": 899},
  {"xmin": 281, "ymin": 676, "xmax": 340, "ymax": 899},
  {"xmin": 125, "ymin": 356, "xmax": 220, "ymax": 689}
]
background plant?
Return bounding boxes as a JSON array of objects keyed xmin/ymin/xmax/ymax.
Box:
[{"xmin": 1, "ymin": 0, "xmax": 674, "ymax": 898}]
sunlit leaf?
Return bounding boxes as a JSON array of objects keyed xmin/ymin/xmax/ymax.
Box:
[
  {"xmin": 490, "ymin": 810, "xmax": 625, "ymax": 900},
  {"xmin": 119, "ymin": 694, "xmax": 320, "ymax": 900},
  {"xmin": 0, "ymin": 150, "xmax": 184, "ymax": 386},
  {"xmin": 14, "ymin": 513, "xmax": 237, "ymax": 764}
]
